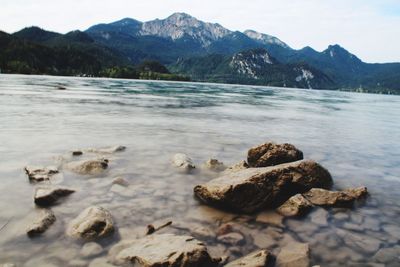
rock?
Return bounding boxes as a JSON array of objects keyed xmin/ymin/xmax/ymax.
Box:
[
  {"xmin": 110, "ymin": 234, "xmax": 219, "ymax": 267},
  {"xmin": 72, "ymin": 151, "xmax": 83, "ymax": 156},
  {"xmin": 256, "ymin": 210, "xmax": 284, "ymax": 227},
  {"xmin": 87, "ymin": 145, "xmax": 126, "ymax": 154},
  {"xmin": 111, "ymin": 177, "xmax": 129, "ymax": 187},
  {"xmin": 204, "ymin": 159, "xmax": 226, "ymax": 172},
  {"xmin": 303, "ymin": 187, "xmax": 368, "ymax": 207},
  {"xmin": 67, "ymin": 206, "xmax": 114, "ymax": 240},
  {"xmin": 88, "ymin": 257, "xmax": 114, "ymax": 267},
  {"xmin": 373, "ymin": 246, "xmax": 400, "ymax": 263},
  {"xmin": 34, "ymin": 187, "xmax": 75, "ymax": 206},
  {"xmin": 66, "ymin": 159, "xmax": 108, "ymax": 175},
  {"xmin": 217, "ymin": 232, "xmax": 245, "ymax": 245},
  {"xmin": 310, "ymin": 209, "xmax": 329, "ymax": 226},
  {"xmin": 26, "ymin": 209, "xmax": 56, "ymax": 237},
  {"xmin": 225, "ymin": 249, "xmax": 272, "ymax": 267},
  {"xmin": 80, "ymin": 242, "xmax": 103, "ymax": 258},
  {"xmin": 24, "ymin": 166, "xmax": 59, "ymax": 182},
  {"xmin": 173, "ymin": 153, "xmax": 195, "ymax": 170},
  {"xmin": 0, "ymin": 264, "xmax": 16, "ymax": 267},
  {"xmin": 194, "ymin": 160, "xmax": 332, "ymax": 213},
  {"xmin": 277, "ymin": 194, "xmax": 313, "ymax": 217},
  {"xmin": 222, "ymin": 160, "xmax": 249, "ymax": 174},
  {"xmin": 339, "ymin": 230, "xmax": 382, "ymax": 254},
  {"xmin": 276, "ymin": 242, "xmax": 310, "ymax": 267},
  {"xmin": 247, "ymin": 142, "xmax": 303, "ymax": 168}
]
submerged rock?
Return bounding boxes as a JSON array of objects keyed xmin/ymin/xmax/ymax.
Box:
[
  {"xmin": 247, "ymin": 142, "xmax": 303, "ymax": 168},
  {"xmin": 111, "ymin": 177, "xmax": 129, "ymax": 187},
  {"xmin": 276, "ymin": 242, "xmax": 310, "ymax": 267},
  {"xmin": 86, "ymin": 145, "xmax": 126, "ymax": 154},
  {"xmin": 80, "ymin": 242, "xmax": 104, "ymax": 258},
  {"xmin": 194, "ymin": 160, "xmax": 332, "ymax": 213},
  {"xmin": 24, "ymin": 166, "xmax": 59, "ymax": 182},
  {"xmin": 204, "ymin": 159, "xmax": 226, "ymax": 172},
  {"xmin": 225, "ymin": 249, "xmax": 272, "ymax": 267},
  {"xmin": 256, "ymin": 210, "xmax": 284, "ymax": 227},
  {"xmin": 34, "ymin": 187, "xmax": 75, "ymax": 206},
  {"xmin": 277, "ymin": 194, "xmax": 313, "ymax": 217},
  {"xmin": 303, "ymin": 187, "xmax": 368, "ymax": 207},
  {"xmin": 26, "ymin": 209, "xmax": 56, "ymax": 237},
  {"xmin": 67, "ymin": 206, "xmax": 114, "ymax": 240},
  {"xmin": 110, "ymin": 234, "xmax": 219, "ymax": 267},
  {"xmin": 221, "ymin": 160, "xmax": 249, "ymax": 175},
  {"xmin": 66, "ymin": 159, "xmax": 109, "ymax": 175},
  {"xmin": 173, "ymin": 153, "xmax": 195, "ymax": 170}
]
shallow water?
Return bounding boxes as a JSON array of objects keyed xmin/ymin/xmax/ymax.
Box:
[{"xmin": 0, "ymin": 74, "xmax": 399, "ymax": 266}]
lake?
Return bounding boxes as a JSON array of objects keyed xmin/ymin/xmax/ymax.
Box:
[{"xmin": 0, "ymin": 74, "xmax": 399, "ymax": 266}]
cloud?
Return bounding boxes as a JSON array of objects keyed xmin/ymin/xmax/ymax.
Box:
[{"xmin": 0, "ymin": 0, "xmax": 399, "ymax": 62}]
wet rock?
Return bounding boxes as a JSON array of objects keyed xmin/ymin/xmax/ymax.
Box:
[
  {"xmin": 86, "ymin": 145, "xmax": 126, "ymax": 154},
  {"xmin": 247, "ymin": 142, "xmax": 303, "ymax": 168},
  {"xmin": 109, "ymin": 234, "xmax": 219, "ymax": 267},
  {"xmin": 80, "ymin": 242, "xmax": 103, "ymax": 258},
  {"xmin": 111, "ymin": 177, "xmax": 129, "ymax": 187},
  {"xmin": 34, "ymin": 187, "xmax": 75, "ymax": 206},
  {"xmin": 217, "ymin": 232, "xmax": 245, "ymax": 245},
  {"xmin": 216, "ymin": 223, "xmax": 243, "ymax": 236},
  {"xmin": 310, "ymin": 209, "xmax": 329, "ymax": 226},
  {"xmin": 26, "ymin": 209, "xmax": 56, "ymax": 237},
  {"xmin": 338, "ymin": 230, "xmax": 382, "ymax": 254},
  {"xmin": 225, "ymin": 249, "xmax": 272, "ymax": 267},
  {"xmin": 88, "ymin": 257, "xmax": 114, "ymax": 267},
  {"xmin": 173, "ymin": 153, "xmax": 195, "ymax": 170},
  {"xmin": 204, "ymin": 159, "xmax": 226, "ymax": 172},
  {"xmin": 251, "ymin": 231, "xmax": 279, "ymax": 249},
  {"xmin": 67, "ymin": 206, "xmax": 114, "ymax": 240},
  {"xmin": 277, "ymin": 194, "xmax": 313, "ymax": 217},
  {"xmin": 256, "ymin": 211, "xmax": 284, "ymax": 227},
  {"xmin": 72, "ymin": 151, "xmax": 83, "ymax": 156},
  {"xmin": 373, "ymin": 246, "xmax": 400, "ymax": 263},
  {"xmin": 303, "ymin": 187, "xmax": 368, "ymax": 207},
  {"xmin": 66, "ymin": 159, "xmax": 108, "ymax": 175},
  {"xmin": 24, "ymin": 166, "xmax": 59, "ymax": 182},
  {"xmin": 222, "ymin": 160, "xmax": 249, "ymax": 174},
  {"xmin": 194, "ymin": 160, "xmax": 332, "ymax": 213},
  {"xmin": 276, "ymin": 242, "xmax": 310, "ymax": 267},
  {"xmin": 382, "ymin": 224, "xmax": 400, "ymax": 240}
]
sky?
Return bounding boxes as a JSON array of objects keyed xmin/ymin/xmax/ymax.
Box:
[{"xmin": 1, "ymin": 0, "xmax": 400, "ymax": 63}]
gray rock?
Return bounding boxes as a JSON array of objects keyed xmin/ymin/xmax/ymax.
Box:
[
  {"xmin": 67, "ymin": 206, "xmax": 114, "ymax": 240},
  {"xmin": 194, "ymin": 160, "xmax": 332, "ymax": 213},
  {"xmin": 225, "ymin": 249, "xmax": 272, "ymax": 267},
  {"xmin": 173, "ymin": 153, "xmax": 195, "ymax": 170},
  {"xmin": 66, "ymin": 159, "xmax": 108, "ymax": 175},
  {"xmin": 303, "ymin": 187, "xmax": 368, "ymax": 207},
  {"xmin": 339, "ymin": 230, "xmax": 382, "ymax": 254},
  {"xmin": 80, "ymin": 242, "xmax": 103, "ymax": 258},
  {"xmin": 109, "ymin": 234, "xmax": 219, "ymax": 267},
  {"xmin": 310, "ymin": 209, "xmax": 329, "ymax": 226},
  {"xmin": 217, "ymin": 232, "xmax": 245, "ymax": 245},
  {"xmin": 34, "ymin": 187, "xmax": 75, "ymax": 206},
  {"xmin": 373, "ymin": 246, "xmax": 400, "ymax": 263},
  {"xmin": 26, "ymin": 209, "xmax": 56, "ymax": 237},
  {"xmin": 24, "ymin": 166, "xmax": 59, "ymax": 182},
  {"xmin": 247, "ymin": 142, "xmax": 303, "ymax": 167},
  {"xmin": 277, "ymin": 194, "xmax": 313, "ymax": 217},
  {"xmin": 86, "ymin": 145, "xmax": 126, "ymax": 154},
  {"xmin": 111, "ymin": 177, "xmax": 129, "ymax": 187},
  {"xmin": 276, "ymin": 242, "xmax": 310, "ymax": 267}
]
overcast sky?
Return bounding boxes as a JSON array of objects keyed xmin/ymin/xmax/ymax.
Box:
[{"xmin": 1, "ymin": 0, "xmax": 399, "ymax": 63}]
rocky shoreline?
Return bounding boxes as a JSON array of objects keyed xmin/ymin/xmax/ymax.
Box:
[{"xmin": 2, "ymin": 142, "xmax": 397, "ymax": 267}]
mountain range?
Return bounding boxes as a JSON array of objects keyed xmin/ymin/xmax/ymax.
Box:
[{"xmin": 1, "ymin": 12, "xmax": 399, "ymax": 94}]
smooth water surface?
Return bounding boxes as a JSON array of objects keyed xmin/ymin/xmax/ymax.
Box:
[{"xmin": 0, "ymin": 74, "xmax": 399, "ymax": 266}]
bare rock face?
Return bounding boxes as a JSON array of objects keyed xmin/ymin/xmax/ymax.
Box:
[
  {"xmin": 34, "ymin": 187, "xmax": 75, "ymax": 206},
  {"xmin": 247, "ymin": 142, "xmax": 303, "ymax": 168},
  {"xmin": 225, "ymin": 249, "xmax": 272, "ymax": 267},
  {"xmin": 26, "ymin": 209, "xmax": 56, "ymax": 237},
  {"xmin": 173, "ymin": 153, "xmax": 195, "ymax": 170},
  {"xmin": 303, "ymin": 187, "xmax": 368, "ymax": 207},
  {"xmin": 110, "ymin": 234, "xmax": 219, "ymax": 267},
  {"xmin": 277, "ymin": 194, "xmax": 313, "ymax": 217},
  {"xmin": 24, "ymin": 166, "xmax": 59, "ymax": 182},
  {"xmin": 67, "ymin": 206, "xmax": 114, "ymax": 240},
  {"xmin": 276, "ymin": 242, "xmax": 310, "ymax": 267},
  {"xmin": 194, "ymin": 160, "xmax": 332, "ymax": 213},
  {"xmin": 66, "ymin": 159, "xmax": 109, "ymax": 175}
]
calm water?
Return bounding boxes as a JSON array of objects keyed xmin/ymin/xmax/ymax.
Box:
[{"xmin": 0, "ymin": 74, "xmax": 400, "ymax": 266}]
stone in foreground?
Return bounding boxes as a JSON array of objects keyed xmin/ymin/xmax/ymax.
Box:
[
  {"xmin": 34, "ymin": 187, "xmax": 75, "ymax": 206},
  {"xmin": 26, "ymin": 209, "xmax": 56, "ymax": 237},
  {"xmin": 276, "ymin": 242, "xmax": 310, "ymax": 267},
  {"xmin": 110, "ymin": 234, "xmax": 219, "ymax": 267},
  {"xmin": 194, "ymin": 160, "xmax": 332, "ymax": 213},
  {"xmin": 66, "ymin": 159, "xmax": 109, "ymax": 175},
  {"xmin": 303, "ymin": 187, "xmax": 368, "ymax": 207},
  {"xmin": 67, "ymin": 206, "xmax": 114, "ymax": 240},
  {"xmin": 173, "ymin": 153, "xmax": 195, "ymax": 170},
  {"xmin": 277, "ymin": 194, "xmax": 313, "ymax": 217},
  {"xmin": 247, "ymin": 142, "xmax": 303, "ymax": 168},
  {"xmin": 24, "ymin": 166, "xmax": 59, "ymax": 182},
  {"xmin": 225, "ymin": 249, "xmax": 272, "ymax": 267}
]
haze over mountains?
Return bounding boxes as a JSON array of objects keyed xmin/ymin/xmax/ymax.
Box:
[{"xmin": 1, "ymin": 12, "xmax": 399, "ymax": 93}]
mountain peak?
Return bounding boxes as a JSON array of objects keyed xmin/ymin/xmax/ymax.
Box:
[
  {"xmin": 243, "ymin": 29, "xmax": 290, "ymax": 49},
  {"xmin": 111, "ymin": 17, "xmax": 142, "ymax": 26},
  {"xmin": 167, "ymin": 12, "xmax": 194, "ymax": 20}
]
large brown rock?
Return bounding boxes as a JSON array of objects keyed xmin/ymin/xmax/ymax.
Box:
[
  {"xmin": 26, "ymin": 209, "xmax": 56, "ymax": 237},
  {"xmin": 34, "ymin": 187, "xmax": 75, "ymax": 206},
  {"xmin": 225, "ymin": 249, "xmax": 272, "ymax": 267},
  {"xmin": 66, "ymin": 159, "xmax": 108, "ymax": 175},
  {"xmin": 247, "ymin": 143, "xmax": 303, "ymax": 168},
  {"xmin": 67, "ymin": 206, "xmax": 114, "ymax": 240},
  {"xmin": 194, "ymin": 160, "xmax": 332, "ymax": 213},
  {"xmin": 277, "ymin": 194, "xmax": 313, "ymax": 217},
  {"xmin": 303, "ymin": 187, "xmax": 368, "ymax": 207},
  {"xmin": 109, "ymin": 234, "xmax": 219, "ymax": 267}
]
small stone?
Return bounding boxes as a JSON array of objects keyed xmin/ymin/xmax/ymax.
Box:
[
  {"xmin": 225, "ymin": 249, "xmax": 272, "ymax": 267},
  {"xmin": 72, "ymin": 151, "xmax": 83, "ymax": 156},
  {"xmin": 34, "ymin": 187, "xmax": 75, "ymax": 206},
  {"xmin": 86, "ymin": 146, "xmax": 126, "ymax": 154},
  {"xmin": 88, "ymin": 257, "xmax": 114, "ymax": 267},
  {"xmin": 66, "ymin": 159, "xmax": 108, "ymax": 175},
  {"xmin": 277, "ymin": 194, "xmax": 313, "ymax": 217},
  {"xmin": 276, "ymin": 242, "xmax": 310, "ymax": 267},
  {"xmin": 217, "ymin": 232, "xmax": 245, "ymax": 245},
  {"xmin": 303, "ymin": 187, "xmax": 368, "ymax": 207},
  {"xmin": 111, "ymin": 177, "xmax": 129, "ymax": 187},
  {"xmin": 256, "ymin": 211, "xmax": 284, "ymax": 227},
  {"xmin": 247, "ymin": 142, "xmax": 303, "ymax": 167},
  {"xmin": 173, "ymin": 153, "xmax": 195, "ymax": 170},
  {"xmin": 26, "ymin": 209, "xmax": 56, "ymax": 237},
  {"xmin": 24, "ymin": 166, "xmax": 59, "ymax": 182},
  {"xmin": 339, "ymin": 230, "xmax": 382, "ymax": 254},
  {"xmin": 204, "ymin": 159, "xmax": 226, "ymax": 172},
  {"xmin": 80, "ymin": 242, "xmax": 103, "ymax": 258},
  {"xmin": 310, "ymin": 209, "xmax": 328, "ymax": 226}
]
